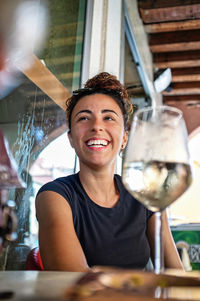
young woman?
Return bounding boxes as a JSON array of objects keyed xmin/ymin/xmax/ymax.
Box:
[{"xmin": 36, "ymin": 72, "xmax": 183, "ymax": 271}]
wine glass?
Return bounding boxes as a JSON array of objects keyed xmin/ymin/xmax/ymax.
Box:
[{"xmin": 122, "ymin": 105, "xmax": 192, "ymax": 274}]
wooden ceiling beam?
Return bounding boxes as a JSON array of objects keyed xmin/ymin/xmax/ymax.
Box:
[
  {"xmin": 165, "ymin": 81, "xmax": 200, "ymax": 89},
  {"xmin": 138, "ymin": 0, "xmax": 200, "ymax": 9},
  {"xmin": 151, "ymin": 41, "xmax": 200, "ymax": 53},
  {"xmin": 162, "ymin": 82, "xmax": 200, "ymax": 95},
  {"xmin": 163, "ymin": 95, "xmax": 200, "ymax": 102},
  {"xmin": 144, "ymin": 19, "xmax": 200, "ymax": 33},
  {"xmin": 150, "ymin": 30, "xmax": 200, "ymax": 52},
  {"xmin": 154, "ymin": 50, "xmax": 200, "ymax": 68},
  {"xmin": 171, "ymin": 67, "xmax": 200, "ymax": 82},
  {"xmin": 16, "ymin": 54, "xmax": 70, "ymax": 110},
  {"xmin": 139, "ymin": 2, "xmax": 200, "ymax": 23},
  {"xmin": 172, "ymin": 67, "xmax": 200, "ymax": 75},
  {"xmin": 172, "ymin": 74, "xmax": 200, "ymax": 82}
]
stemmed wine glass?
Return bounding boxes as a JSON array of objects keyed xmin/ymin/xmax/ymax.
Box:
[{"xmin": 122, "ymin": 105, "xmax": 192, "ymax": 274}]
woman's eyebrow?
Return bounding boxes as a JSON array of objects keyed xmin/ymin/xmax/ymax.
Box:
[
  {"xmin": 75, "ymin": 109, "xmax": 91, "ymax": 117},
  {"xmin": 102, "ymin": 109, "xmax": 119, "ymax": 116},
  {"xmin": 75, "ymin": 109, "xmax": 119, "ymax": 117}
]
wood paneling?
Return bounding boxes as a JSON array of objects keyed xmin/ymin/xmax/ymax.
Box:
[{"xmin": 138, "ymin": 0, "xmax": 200, "ymax": 133}]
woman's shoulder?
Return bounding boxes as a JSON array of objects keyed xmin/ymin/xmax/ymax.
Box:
[{"xmin": 37, "ymin": 173, "xmax": 79, "ymax": 198}]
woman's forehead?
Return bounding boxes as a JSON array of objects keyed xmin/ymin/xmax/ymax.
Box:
[{"xmin": 71, "ymin": 93, "xmax": 123, "ymax": 114}]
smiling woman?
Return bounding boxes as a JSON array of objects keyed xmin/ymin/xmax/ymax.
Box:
[{"xmin": 35, "ymin": 72, "xmax": 183, "ymax": 272}]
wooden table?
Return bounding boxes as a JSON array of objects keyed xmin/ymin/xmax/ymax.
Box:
[
  {"xmin": 0, "ymin": 271, "xmax": 82, "ymax": 300},
  {"xmin": 0, "ymin": 270, "xmax": 200, "ymax": 301}
]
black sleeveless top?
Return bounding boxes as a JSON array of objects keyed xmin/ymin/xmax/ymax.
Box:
[{"xmin": 37, "ymin": 173, "xmax": 153, "ymax": 269}]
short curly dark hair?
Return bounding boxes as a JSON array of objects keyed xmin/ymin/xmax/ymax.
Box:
[{"xmin": 66, "ymin": 72, "xmax": 133, "ymax": 131}]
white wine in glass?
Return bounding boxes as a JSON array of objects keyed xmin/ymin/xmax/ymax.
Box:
[{"xmin": 122, "ymin": 106, "xmax": 192, "ymax": 273}]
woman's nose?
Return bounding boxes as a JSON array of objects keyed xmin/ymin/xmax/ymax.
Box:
[{"xmin": 91, "ymin": 117, "xmax": 103, "ymax": 132}]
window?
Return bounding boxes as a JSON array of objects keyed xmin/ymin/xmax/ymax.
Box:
[{"xmin": 0, "ymin": 0, "xmax": 86, "ymax": 270}]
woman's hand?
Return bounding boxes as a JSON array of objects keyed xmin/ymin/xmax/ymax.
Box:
[{"xmin": 36, "ymin": 191, "xmax": 90, "ymax": 272}]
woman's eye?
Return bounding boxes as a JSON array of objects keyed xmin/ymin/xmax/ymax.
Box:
[
  {"xmin": 104, "ymin": 116, "xmax": 114, "ymax": 121},
  {"xmin": 77, "ymin": 116, "xmax": 88, "ymax": 121}
]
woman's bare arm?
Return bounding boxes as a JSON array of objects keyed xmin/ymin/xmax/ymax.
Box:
[
  {"xmin": 147, "ymin": 210, "xmax": 184, "ymax": 270},
  {"xmin": 36, "ymin": 190, "xmax": 90, "ymax": 271}
]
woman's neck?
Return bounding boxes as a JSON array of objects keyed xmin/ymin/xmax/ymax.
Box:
[{"xmin": 78, "ymin": 165, "xmax": 119, "ymax": 208}]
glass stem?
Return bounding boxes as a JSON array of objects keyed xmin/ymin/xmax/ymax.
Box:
[{"xmin": 155, "ymin": 211, "xmax": 164, "ymax": 274}]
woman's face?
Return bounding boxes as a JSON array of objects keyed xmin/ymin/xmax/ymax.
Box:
[{"xmin": 68, "ymin": 93, "xmax": 128, "ymax": 170}]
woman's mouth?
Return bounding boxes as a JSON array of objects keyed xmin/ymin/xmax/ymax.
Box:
[{"xmin": 86, "ymin": 139, "xmax": 109, "ymax": 148}]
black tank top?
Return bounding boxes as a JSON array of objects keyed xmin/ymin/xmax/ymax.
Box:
[{"xmin": 37, "ymin": 173, "xmax": 153, "ymax": 269}]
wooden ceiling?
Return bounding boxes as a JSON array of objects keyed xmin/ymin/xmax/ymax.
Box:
[{"xmin": 138, "ymin": 0, "xmax": 200, "ymax": 135}]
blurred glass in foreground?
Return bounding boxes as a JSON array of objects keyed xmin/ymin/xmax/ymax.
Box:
[{"xmin": 0, "ymin": 0, "xmax": 49, "ymax": 98}]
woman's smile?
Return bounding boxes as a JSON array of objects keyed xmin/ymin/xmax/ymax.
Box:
[{"xmin": 85, "ymin": 137, "xmax": 110, "ymax": 150}]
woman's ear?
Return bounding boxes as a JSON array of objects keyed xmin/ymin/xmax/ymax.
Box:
[
  {"xmin": 122, "ymin": 130, "xmax": 129, "ymax": 150},
  {"xmin": 67, "ymin": 130, "xmax": 74, "ymax": 148}
]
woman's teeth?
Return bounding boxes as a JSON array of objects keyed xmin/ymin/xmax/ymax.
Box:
[{"xmin": 87, "ymin": 139, "xmax": 108, "ymax": 146}]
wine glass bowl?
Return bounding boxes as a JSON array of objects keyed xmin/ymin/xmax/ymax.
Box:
[
  {"xmin": 123, "ymin": 160, "xmax": 192, "ymax": 212},
  {"xmin": 122, "ymin": 105, "xmax": 192, "ymax": 273}
]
